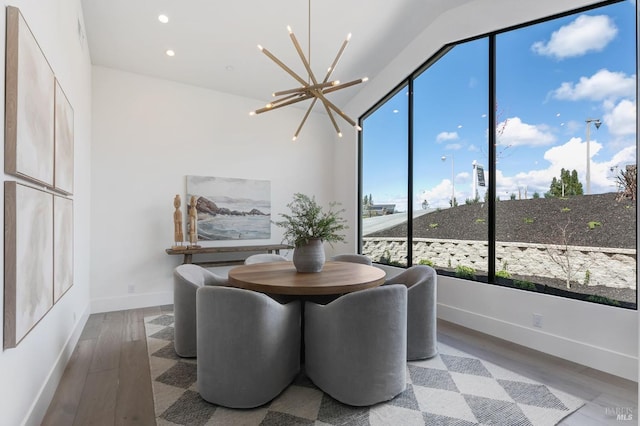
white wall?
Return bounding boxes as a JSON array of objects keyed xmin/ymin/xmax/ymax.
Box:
[
  {"xmin": 90, "ymin": 66, "xmax": 343, "ymax": 312},
  {"xmin": 0, "ymin": 0, "xmax": 93, "ymax": 425},
  {"xmin": 334, "ymin": 0, "xmax": 638, "ymax": 381}
]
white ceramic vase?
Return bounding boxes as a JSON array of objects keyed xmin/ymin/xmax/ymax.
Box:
[{"xmin": 292, "ymin": 238, "xmax": 325, "ymax": 273}]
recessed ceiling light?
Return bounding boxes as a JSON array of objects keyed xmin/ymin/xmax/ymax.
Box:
[
  {"xmin": 166, "ymin": 49, "xmax": 175, "ymax": 57},
  {"xmin": 158, "ymin": 14, "xmax": 169, "ymax": 24}
]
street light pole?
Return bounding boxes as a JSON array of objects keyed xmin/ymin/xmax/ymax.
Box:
[
  {"xmin": 441, "ymin": 154, "xmax": 455, "ymax": 206},
  {"xmin": 472, "ymin": 160, "xmax": 478, "ymax": 200},
  {"xmin": 585, "ymin": 118, "xmax": 601, "ymax": 195}
]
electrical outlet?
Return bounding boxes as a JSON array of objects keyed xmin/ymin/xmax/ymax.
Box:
[{"xmin": 532, "ymin": 313, "xmax": 543, "ymax": 328}]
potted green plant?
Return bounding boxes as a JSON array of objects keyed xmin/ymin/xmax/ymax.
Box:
[{"xmin": 274, "ymin": 193, "xmax": 348, "ymax": 272}]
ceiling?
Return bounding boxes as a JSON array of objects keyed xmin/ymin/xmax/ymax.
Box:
[{"xmin": 80, "ymin": 0, "xmax": 469, "ymax": 107}]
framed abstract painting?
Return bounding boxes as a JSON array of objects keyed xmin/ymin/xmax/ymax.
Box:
[
  {"xmin": 5, "ymin": 5, "xmax": 55, "ymax": 187},
  {"xmin": 4, "ymin": 182, "xmax": 54, "ymax": 349},
  {"xmin": 54, "ymin": 79, "xmax": 74, "ymax": 195},
  {"xmin": 53, "ymin": 195, "xmax": 73, "ymax": 302}
]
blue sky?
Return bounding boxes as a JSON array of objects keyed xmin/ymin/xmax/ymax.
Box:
[{"xmin": 363, "ymin": 0, "xmax": 636, "ymax": 211}]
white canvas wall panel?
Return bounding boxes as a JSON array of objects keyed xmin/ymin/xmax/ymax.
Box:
[
  {"xmin": 4, "ymin": 182, "xmax": 54, "ymax": 349},
  {"xmin": 53, "ymin": 195, "xmax": 73, "ymax": 302},
  {"xmin": 54, "ymin": 80, "xmax": 74, "ymax": 194},
  {"xmin": 5, "ymin": 6, "xmax": 55, "ymax": 187}
]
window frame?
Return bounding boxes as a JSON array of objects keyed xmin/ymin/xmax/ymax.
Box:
[{"xmin": 358, "ymin": 0, "xmax": 636, "ymax": 309}]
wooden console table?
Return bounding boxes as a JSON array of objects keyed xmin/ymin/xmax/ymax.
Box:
[{"xmin": 165, "ymin": 244, "xmax": 291, "ymax": 267}]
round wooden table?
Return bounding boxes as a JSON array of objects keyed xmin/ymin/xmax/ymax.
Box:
[{"xmin": 228, "ymin": 261, "xmax": 386, "ymax": 296}]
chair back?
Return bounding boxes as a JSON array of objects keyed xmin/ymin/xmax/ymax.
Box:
[
  {"xmin": 304, "ymin": 284, "xmax": 407, "ymax": 406},
  {"xmin": 244, "ymin": 253, "xmax": 288, "ymax": 264},
  {"xmin": 330, "ymin": 253, "xmax": 373, "ymax": 265},
  {"xmin": 174, "ymin": 263, "xmax": 228, "ymax": 288},
  {"xmin": 197, "ymin": 286, "xmax": 301, "ymax": 408},
  {"xmin": 384, "ymin": 264, "xmax": 435, "ymax": 288},
  {"xmin": 173, "ymin": 264, "xmax": 228, "ymax": 357},
  {"xmin": 384, "ymin": 265, "xmax": 438, "ymax": 360}
]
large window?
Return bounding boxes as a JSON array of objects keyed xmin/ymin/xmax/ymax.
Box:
[
  {"xmin": 413, "ymin": 39, "xmax": 489, "ymax": 278},
  {"xmin": 361, "ymin": 86, "xmax": 409, "ymax": 267},
  {"xmin": 360, "ymin": 0, "xmax": 637, "ymax": 308}
]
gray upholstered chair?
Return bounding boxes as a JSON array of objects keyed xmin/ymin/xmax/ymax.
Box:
[
  {"xmin": 330, "ymin": 253, "xmax": 373, "ymax": 265},
  {"xmin": 304, "ymin": 284, "xmax": 407, "ymax": 406},
  {"xmin": 385, "ymin": 265, "xmax": 437, "ymax": 360},
  {"xmin": 196, "ymin": 286, "xmax": 301, "ymax": 408},
  {"xmin": 173, "ymin": 264, "xmax": 228, "ymax": 357},
  {"xmin": 244, "ymin": 253, "xmax": 288, "ymax": 264}
]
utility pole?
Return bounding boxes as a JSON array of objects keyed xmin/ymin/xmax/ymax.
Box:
[
  {"xmin": 441, "ymin": 154, "xmax": 455, "ymax": 206},
  {"xmin": 585, "ymin": 118, "xmax": 601, "ymax": 194}
]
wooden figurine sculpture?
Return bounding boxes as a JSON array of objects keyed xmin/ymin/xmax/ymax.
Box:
[
  {"xmin": 172, "ymin": 194, "xmax": 185, "ymax": 249},
  {"xmin": 189, "ymin": 195, "xmax": 200, "ymax": 248}
]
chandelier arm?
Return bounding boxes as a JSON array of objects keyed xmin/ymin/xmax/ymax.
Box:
[
  {"xmin": 322, "ymin": 78, "xmax": 366, "ymax": 95},
  {"xmin": 319, "ymin": 98, "xmax": 342, "ymax": 136},
  {"xmin": 270, "ymin": 92, "xmax": 304, "ymax": 106},
  {"xmin": 274, "ymin": 81, "xmax": 337, "ymax": 97},
  {"xmin": 311, "ymin": 91, "xmax": 356, "ymax": 127},
  {"xmin": 322, "ymin": 37, "xmax": 349, "ymax": 83},
  {"xmin": 254, "ymin": 0, "xmax": 364, "ymax": 139},
  {"xmin": 293, "ymin": 98, "xmax": 318, "ymax": 140},
  {"xmin": 253, "ymin": 93, "xmax": 313, "ymax": 114},
  {"xmin": 289, "ymin": 30, "xmax": 320, "ymax": 86},
  {"xmin": 260, "ymin": 46, "xmax": 309, "ymax": 86}
]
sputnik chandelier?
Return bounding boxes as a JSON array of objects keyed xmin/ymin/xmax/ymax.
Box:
[{"xmin": 250, "ymin": 0, "xmax": 367, "ymax": 141}]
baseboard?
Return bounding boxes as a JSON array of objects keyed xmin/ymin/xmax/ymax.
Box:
[
  {"xmin": 438, "ymin": 303, "xmax": 638, "ymax": 381},
  {"xmin": 91, "ymin": 291, "xmax": 173, "ymax": 314},
  {"xmin": 25, "ymin": 304, "xmax": 91, "ymax": 426}
]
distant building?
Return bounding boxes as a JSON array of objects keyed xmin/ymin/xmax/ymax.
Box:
[{"xmin": 366, "ymin": 204, "xmax": 396, "ymax": 216}]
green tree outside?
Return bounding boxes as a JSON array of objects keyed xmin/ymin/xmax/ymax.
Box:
[{"xmin": 546, "ymin": 168, "xmax": 584, "ymax": 197}]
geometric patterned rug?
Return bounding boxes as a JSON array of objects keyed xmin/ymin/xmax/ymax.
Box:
[{"xmin": 145, "ymin": 313, "xmax": 584, "ymax": 426}]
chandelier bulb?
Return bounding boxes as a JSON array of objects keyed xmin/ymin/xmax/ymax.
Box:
[
  {"xmin": 338, "ymin": 132, "xmax": 343, "ymax": 138},
  {"xmin": 362, "ymin": 77, "xmax": 369, "ymax": 82},
  {"xmin": 333, "ymin": 80, "xmax": 340, "ymax": 86},
  {"xmin": 346, "ymin": 33, "xmax": 352, "ymax": 41},
  {"xmin": 356, "ymin": 125, "xmax": 362, "ymax": 131},
  {"xmin": 287, "ymin": 25, "xmax": 293, "ymax": 34},
  {"xmin": 257, "ymin": 44, "xmax": 264, "ymax": 51},
  {"xmin": 292, "ymin": 135, "xmax": 297, "ymax": 141},
  {"xmin": 249, "ymin": 111, "xmax": 256, "ymax": 116}
]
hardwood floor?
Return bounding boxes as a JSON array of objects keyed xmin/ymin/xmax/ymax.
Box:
[
  {"xmin": 41, "ymin": 305, "xmax": 172, "ymax": 426},
  {"xmin": 42, "ymin": 306, "xmax": 637, "ymax": 425}
]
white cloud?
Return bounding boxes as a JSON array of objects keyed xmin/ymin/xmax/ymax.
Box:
[
  {"xmin": 496, "ymin": 137, "xmax": 636, "ymax": 196},
  {"xmin": 603, "ymin": 99, "xmax": 637, "ymax": 137},
  {"xmin": 424, "ymin": 138, "xmax": 636, "ymax": 205},
  {"xmin": 418, "ymin": 179, "xmax": 453, "ymax": 209},
  {"xmin": 497, "ymin": 117, "xmax": 556, "ymax": 147},
  {"xmin": 531, "ymin": 14, "xmax": 617, "ymax": 59},
  {"xmin": 445, "ymin": 143, "xmax": 463, "ymax": 151},
  {"xmin": 552, "ymin": 69, "xmax": 636, "ymax": 102},
  {"xmin": 418, "ymin": 171, "xmax": 470, "ymax": 208},
  {"xmin": 436, "ymin": 131, "xmax": 458, "ymax": 142}
]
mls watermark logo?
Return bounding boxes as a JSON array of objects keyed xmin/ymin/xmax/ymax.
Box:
[{"xmin": 606, "ymin": 407, "xmax": 634, "ymax": 421}]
